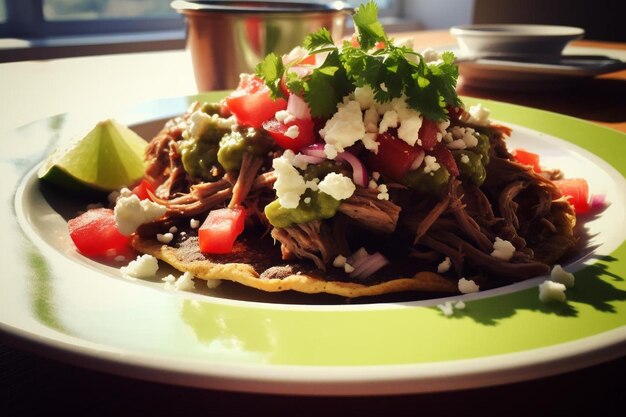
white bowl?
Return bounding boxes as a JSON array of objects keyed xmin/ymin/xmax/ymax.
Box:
[{"xmin": 450, "ymin": 24, "xmax": 584, "ymax": 57}]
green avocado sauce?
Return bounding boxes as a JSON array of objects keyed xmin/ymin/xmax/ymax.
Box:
[
  {"xmin": 179, "ymin": 111, "xmax": 231, "ymax": 180},
  {"xmin": 400, "ymin": 132, "xmax": 490, "ymax": 194},
  {"xmin": 179, "ymin": 103, "xmax": 275, "ymax": 179},
  {"xmin": 217, "ymin": 127, "xmax": 274, "ymax": 172},
  {"xmin": 265, "ymin": 161, "xmax": 346, "ymax": 228},
  {"xmin": 452, "ymin": 133, "xmax": 490, "ymax": 186},
  {"xmin": 265, "ymin": 189, "xmax": 341, "ymax": 228},
  {"xmin": 401, "ymin": 165, "xmax": 450, "ymax": 195}
]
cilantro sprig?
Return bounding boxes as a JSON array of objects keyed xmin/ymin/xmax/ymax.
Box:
[{"xmin": 255, "ymin": 0, "xmax": 462, "ymax": 121}]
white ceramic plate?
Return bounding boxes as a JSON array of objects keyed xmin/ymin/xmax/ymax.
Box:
[{"xmin": 1, "ymin": 94, "xmax": 625, "ymax": 395}]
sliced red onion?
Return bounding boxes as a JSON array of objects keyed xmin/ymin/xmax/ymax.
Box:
[
  {"xmin": 287, "ymin": 94, "xmax": 311, "ymax": 120},
  {"xmin": 338, "ymin": 151, "xmax": 368, "ymax": 187},
  {"xmin": 302, "ymin": 144, "xmax": 369, "ymax": 187},
  {"xmin": 409, "ymin": 149, "xmax": 425, "ymax": 171},
  {"xmin": 589, "ymin": 194, "xmax": 607, "ymax": 210},
  {"xmin": 302, "ymin": 144, "xmax": 327, "ymax": 159},
  {"xmin": 350, "ymin": 252, "xmax": 389, "ymax": 279}
]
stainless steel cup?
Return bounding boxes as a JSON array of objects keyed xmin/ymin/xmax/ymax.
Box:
[{"xmin": 171, "ymin": 1, "xmax": 353, "ymax": 91}]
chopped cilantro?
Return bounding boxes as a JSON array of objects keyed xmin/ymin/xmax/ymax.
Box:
[{"xmin": 254, "ymin": 0, "xmax": 462, "ymax": 120}]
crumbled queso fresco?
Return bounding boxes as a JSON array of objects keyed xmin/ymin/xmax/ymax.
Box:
[
  {"xmin": 114, "ymin": 194, "xmax": 167, "ymax": 236},
  {"xmin": 491, "ymin": 237, "xmax": 516, "ymax": 261},
  {"xmin": 120, "ymin": 254, "xmax": 159, "ymax": 278},
  {"xmin": 458, "ymin": 277, "xmax": 480, "ymax": 294}
]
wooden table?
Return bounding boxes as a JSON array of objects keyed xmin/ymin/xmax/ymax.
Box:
[{"xmin": 1, "ymin": 30, "xmax": 625, "ymax": 415}]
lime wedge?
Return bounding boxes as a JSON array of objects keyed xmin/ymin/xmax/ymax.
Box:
[{"xmin": 38, "ymin": 119, "xmax": 148, "ymax": 193}]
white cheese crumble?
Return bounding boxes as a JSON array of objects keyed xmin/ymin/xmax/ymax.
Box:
[
  {"xmin": 272, "ymin": 151, "xmax": 309, "ymax": 209},
  {"xmin": 460, "ymin": 154, "xmax": 470, "ymax": 164},
  {"xmin": 319, "ymin": 100, "xmax": 365, "ymax": 155},
  {"xmin": 353, "ymin": 85, "xmax": 375, "ymax": 110},
  {"xmin": 121, "ymin": 254, "xmax": 159, "ymax": 278},
  {"xmin": 157, "ymin": 232, "xmax": 174, "ymax": 244},
  {"xmin": 317, "ymin": 172, "xmax": 356, "ymax": 201},
  {"xmin": 376, "ymin": 183, "xmax": 389, "ymax": 201},
  {"xmin": 467, "ymin": 103, "xmax": 491, "ymax": 126},
  {"xmin": 284, "ymin": 125, "xmax": 300, "ymax": 139},
  {"xmin": 344, "ymin": 263, "xmax": 355, "ymax": 273},
  {"xmin": 423, "ymin": 155, "xmax": 441, "ymax": 174},
  {"xmin": 114, "ymin": 195, "xmax": 167, "ymax": 236},
  {"xmin": 333, "ymin": 255, "xmax": 347, "ymax": 268},
  {"xmin": 437, "ymin": 256, "xmax": 451, "ymax": 273},
  {"xmin": 437, "ymin": 300, "xmax": 467, "ymax": 316},
  {"xmin": 491, "ymin": 237, "xmax": 516, "ymax": 261},
  {"xmin": 379, "ymin": 110, "xmax": 399, "ymax": 133},
  {"xmin": 361, "ymin": 132, "xmax": 379, "ymax": 153},
  {"xmin": 458, "ymin": 278, "xmax": 480, "ymax": 294},
  {"xmin": 304, "ymin": 197, "xmax": 312, "ymax": 204},
  {"xmin": 163, "ymin": 271, "xmax": 195, "ymax": 291},
  {"xmin": 275, "ymin": 109, "xmax": 296, "ymax": 124},
  {"xmin": 422, "ymin": 47, "xmax": 441, "ymax": 63},
  {"xmin": 539, "ymin": 280, "xmax": 567, "ymax": 303},
  {"xmin": 551, "ymin": 264, "xmax": 575, "ymax": 288},
  {"xmin": 107, "ymin": 187, "xmax": 133, "ymax": 206},
  {"xmin": 206, "ymin": 279, "xmax": 221, "ymax": 289},
  {"xmin": 368, "ymin": 179, "xmax": 378, "ymax": 189},
  {"xmin": 190, "ymin": 218, "xmax": 200, "ymax": 229},
  {"xmin": 437, "ymin": 301, "xmax": 454, "ymax": 317},
  {"xmin": 363, "ymin": 107, "xmax": 379, "ymax": 133},
  {"xmin": 323, "ymin": 143, "xmax": 338, "ymax": 160}
]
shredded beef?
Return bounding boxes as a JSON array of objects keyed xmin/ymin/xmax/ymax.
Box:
[
  {"xmin": 271, "ymin": 220, "xmax": 337, "ymax": 270},
  {"xmin": 337, "ymin": 187, "xmax": 401, "ymax": 234}
]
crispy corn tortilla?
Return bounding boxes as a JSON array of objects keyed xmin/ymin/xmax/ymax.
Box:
[{"xmin": 132, "ymin": 233, "xmax": 457, "ymax": 298}]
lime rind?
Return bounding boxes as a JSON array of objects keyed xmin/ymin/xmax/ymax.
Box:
[{"xmin": 38, "ymin": 119, "xmax": 147, "ymax": 192}]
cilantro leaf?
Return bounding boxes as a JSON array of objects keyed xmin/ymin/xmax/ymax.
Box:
[
  {"xmin": 304, "ymin": 28, "xmax": 335, "ymax": 51},
  {"xmin": 303, "ymin": 51, "xmax": 352, "ymax": 118},
  {"xmin": 353, "ymin": 0, "xmax": 387, "ymax": 50},
  {"xmin": 254, "ymin": 53, "xmax": 285, "ymax": 99}
]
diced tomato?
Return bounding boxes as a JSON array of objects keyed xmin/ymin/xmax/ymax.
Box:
[
  {"xmin": 430, "ymin": 143, "xmax": 459, "ymax": 177},
  {"xmin": 350, "ymin": 33, "xmax": 359, "ymax": 48},
  {"xmin": 262, "ymin": 117, "xmax": 315, "ymax": 151},
  {"xmin": 446, "ymin": 104, "xmax": 464, "ymax": 120},
  {"xmin": 225, "ymin": 76, "xmax": 287, "ymax": 128},
  {"xmin": 513, "ymin": 149, "xmax": 542, "ymax": 173},
  {"xmin": 418, "ymin": 118, "xmax": 439, "ymax": 150},
  {"xmin": 198, "ymin": 206, "xmax": 246, "ymax": 254},
  {"xmin": 553, "ymin": 178, "xmax": 590, "ymax": 214},
  {"xmin": 131, "ymin": 178, "xmax": 156, "ymax": 201},
  {"xmin": 68, "ymin": 208, "xmax": 133, "ymax": 260},
  {"xmin": 366, "ymin": 132, "xmax": 424, "ymax": 181}
]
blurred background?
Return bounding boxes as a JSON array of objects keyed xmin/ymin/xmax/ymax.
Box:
[{"xmin": 1, "ymin": 0, "xmax": 623, "ymax": 62}]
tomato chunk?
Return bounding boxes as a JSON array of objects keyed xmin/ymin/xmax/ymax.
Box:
[
  {"xmin": 68, "ymin": 208, "xmax": 132, "ymax": 260},
  {"xmin": 553, "ymin": 178, "xmax": 590, "ymax": 214},
  {"xmin": 225, "ymin": 76, "xmax": 287, "ymax": 128},
  {"xmin": 198, "ymin": 206, "xmax": 246, "ymax": 254},
  {"xmin": 262, "ymin": 117, "xmax": 315, "ymax": 151},
  {"xmin": 418, "ymin": 118, "xmax": 439, "ymax": 150},
  {"xmin": 513, "ymin": 149, "xmax": 542, "ymax": 173},
  {"xmin": 366, "ymin": 132, "xmax": 423, "ymax": 181},
  {"xmin": 131, "ymin": 178, "xmax": 156, "ymax": 201},
  {"xmin": 430, "ymin": 143, "xmax": 459, "ymax": 177}
]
